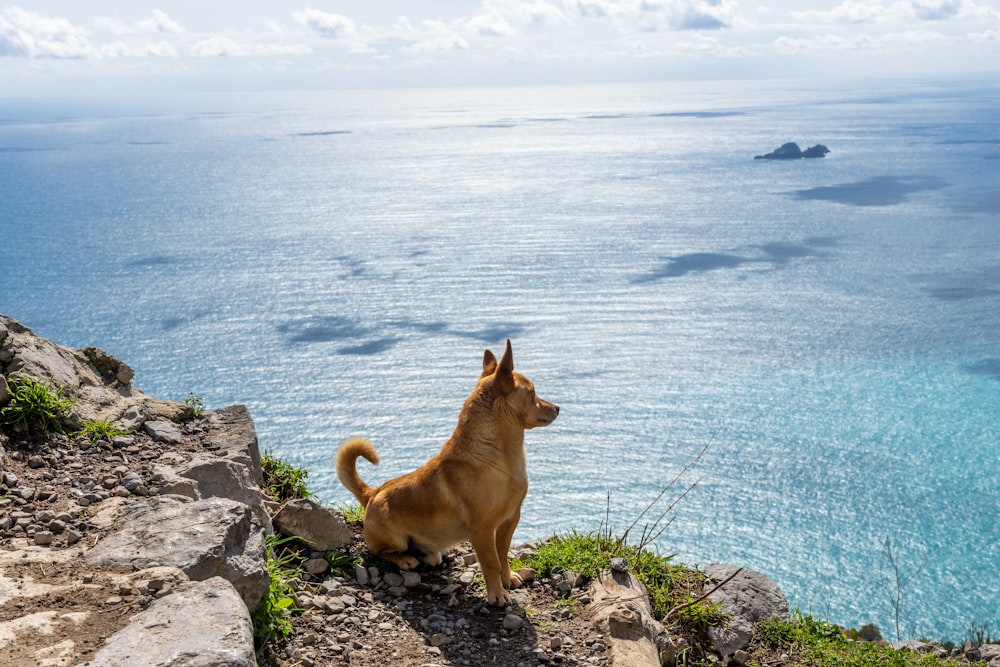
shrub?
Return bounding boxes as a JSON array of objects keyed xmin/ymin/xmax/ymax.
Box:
[{"xmin": 183, "ymin": 392, "xmax": 204, "ymax": 417}]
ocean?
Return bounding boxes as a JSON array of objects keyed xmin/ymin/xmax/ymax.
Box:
[{"xmin": 1, "ymin": 75, "xmax": 997, "ymax": 642}]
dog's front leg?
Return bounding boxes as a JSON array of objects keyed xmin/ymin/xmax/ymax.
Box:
[
  {"xmin": 470, "ymin": 529, "xmax": 511, "ymax": 606},
  {"xmin": 495, "ymin": 510, "xmax": 521, "ymax": 589}
]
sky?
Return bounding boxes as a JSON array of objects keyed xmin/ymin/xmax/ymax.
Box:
[{"xmin": 1, "ymin": 0, "xmax": 998, "ymax": 94}]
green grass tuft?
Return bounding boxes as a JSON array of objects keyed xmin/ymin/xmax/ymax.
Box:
[
  {"xmin": 260, "ymin": 451, "xmax": 312, "ymax": 502},
  {"xmin": 337, "ymin": 502, "xmax": 365, "ymax": 523},
  {"xmin": 514, "ymin": 530, "xmax": 724, "ymax": 631},
  {"xmin": 77, "ymin": 419, "xmax": 133, "ymax": 443},
  {"xmin": 756, "ymin": 612, "xmax": 964, "ymax": 667},
  {"xmin": 1, "ymin": 375, "xmax": 76, "ymax": 434},
  {"xmin": 253, "ymin": 534, "xmax": 303, "ymax": 655}
]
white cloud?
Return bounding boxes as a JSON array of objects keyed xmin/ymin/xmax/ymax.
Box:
[
  {"xmin": 401, "ymin": 19, "xmax": 470, "ymax": 53},
  {"xmin": 293, "ymin": 8, "xmax": 356, "ymax": 39},
  {"xmin": 0, "ymin": 1, "xmax": 997, "ymax": 90},
  {"xmin": 190, "ymin": 35, "xmax": 249, "ymax": 57},
  {"xmin": 136, "ymin": 10, "xmax": 185, "ymax": 34},
  {"xmin": 482, "ymin": 0, "xmax": 571, "ymax": 27},
  {"xmin": 466, "ymin": 11, "xmax": 517, "ymax": 37},
  {"xmin": 793, "ymin": 0, "xmax": 996, "ymax": 24},
  {"xmin": 99, "ymin": 39, "xmax": 179, "ymax": 59},
  {"xmin": 0, "ymin": 6, "xmax": 92, "ymax": 59}
]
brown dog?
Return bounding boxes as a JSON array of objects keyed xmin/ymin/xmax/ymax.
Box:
[{"xmin": 336, "ymin": 340, "xmax": 559, "ymax": 606}]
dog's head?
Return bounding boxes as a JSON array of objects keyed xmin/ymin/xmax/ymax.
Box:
[{"xmin": 481, "ymin": 340, "xmax": 559, "ymax": 430}]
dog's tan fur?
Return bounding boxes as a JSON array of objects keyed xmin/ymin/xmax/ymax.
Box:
[{"xmin": 336, "ymin": 340, "xmax": 559, "ymax": 606}]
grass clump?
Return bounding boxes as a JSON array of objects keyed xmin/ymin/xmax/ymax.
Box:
[
  {"xmin": 338, "ymin": 502, "xmax": 365, "ymax": 523},
  {"xmin": 77, "ymin": 419, "xmax": 133, "ymax": 444},
  {"xmin": 253, "ymin": 535, "xmax": 302, "ymax": 657},
  {"xmin": 1, "ymin": 375, "xmax": 75, "ymax": 434},
  {"xmin": 261, "ymin": 451, "xmax": 311, "ymax": 502},
  {"xmin": 515, "ymin": 530, "xmax": 724, "ymax": 633},
  {"xmin": 755, "ymin": 612, "xmax": 963, "ymax": 667}
]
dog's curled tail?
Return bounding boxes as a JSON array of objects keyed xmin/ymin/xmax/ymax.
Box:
[{"xmin": 335, "ymin": 437, "xmax": 379, "ymax": 507}]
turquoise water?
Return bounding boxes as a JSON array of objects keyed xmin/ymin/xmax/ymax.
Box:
[{"xmin": 1, "ymin": 76, "xmax": 997, "ymax": 640}]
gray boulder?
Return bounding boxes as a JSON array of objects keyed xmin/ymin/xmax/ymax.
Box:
[
  {"xmin": 143, "ymin": 420, "xmax": 184, "ymax": 444},
  {"xmin": 86, "ymin": 495, "xmax": 268, "ymax": 611},
  {"xmin": 272, "ymin": 497, "xmax": 353, "ymax": 551},
  {"xmin": 87, "ymin": 576, "xmax": 255, "ymax": 667},
  {"xmin": 203, "ymin": 405, "xmax": 264, "ymax": 486},
  {"xmin": 704, "ymin": 564, "xmax": 789, "ymax": 660}
]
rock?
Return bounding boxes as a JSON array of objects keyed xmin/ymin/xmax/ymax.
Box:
[
  {"xmin": 152, "ymin": 465, "xmax": 200, "ymax": 499},
  {"xmin": 169, "ymin": 456, "xmax": 267, "ymax": 519},
  {"xmin": 142, "ymin": 420, "xmax": 184, "ymax": 444},
  {"xmin": 589, "ymin": 569, "xmax": 675, "ymax": 667},
  {"xmin": 978, "ymin": 644, "xmax": 1000, "ymax": 666},
  {"xmin": 144, "ymin": 399, "xmax": 194, "ymax": 422},
  {"xmin": 754, "ymin": 142, "xmax": 830, "ymax": 160},
  {"xmin": 429, "ymin": 632, "xmax": 451, "ymax": 647},
  {"xmin": 85, "ymin": 495, "xmax": 269, "ymax": 611},
  {"xmin": 91, "ymin": 576, "xmax": 255, "ymax": 667},
  {"xmin": 704, "ymin": 564, "xmax": 789, "ymax": 660},
  {"xmin": 81, "ymin": 346, "xmax": 134, "ymax": 386},
  {"xmin": 502, "ymin": 614, "xmax": 523, "ymax": 631},
  {"xmin": 272, "ymin": 498, "xmax": 353, "ymax": 551},
  {"xmin": 120, "ymin": 471, "xmax": 144, "ymax": 492},
  {"xmin": 202, "ymin": 405, "xmax": 264, "ymax": 487},
  {"xmin": 303, "ymin": 558, "xmax": 329, "ymax": 575},
  {"xmin": 119, "ymin": 404, "xmax": 149, "ymax": 430}
]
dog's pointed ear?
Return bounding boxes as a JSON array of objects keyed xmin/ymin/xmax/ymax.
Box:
[
  {"xmin": 482, "ymin": 349, "xmax": 498, "ymax": 377},
  {"xmin": 495, "ymin": 339, "xmax": 515, "ymax": 393}
]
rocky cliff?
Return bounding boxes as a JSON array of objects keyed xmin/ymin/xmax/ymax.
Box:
[{"xmin": 2, "ymin": 314, "xmax": 996, "ymax": 667}]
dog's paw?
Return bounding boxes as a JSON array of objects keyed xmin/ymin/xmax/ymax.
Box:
[
  {"xmin": 395, "ymin": 555, "xmax": 421, "ymax": 570},
  {"xmin": 486, "ymin": 589, "xmax": 513, "ymax": 607},
  {"xmin": 508, "ymin": 571, "xmax": 523, "ymax": 589}
]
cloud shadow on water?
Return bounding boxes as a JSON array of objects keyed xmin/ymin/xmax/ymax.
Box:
[
  {"xmin": 923, "ymin": 286, "xmax": 1000, "ymax": 301},
  {"xmin": 451, "ymin": 323, "xmax": 529, "ymax": 343},
  {"xmin": 278, "ymin": 315, "xmax": 368, "ymax": 344},
  {"xmin": 337, "ymin": 338, "xmax": 400, "ymax": 356},
  {"xmin": 633, "ymin": 253, "xmax": 752, "ymax": 283},
  {"xmin": 128, "ymin": 255, "xmax": 177, "ymax": 268},
  {"xmin": 788, "ymin": 175, "xmax": 948, "ymax": 207},
  {"xmin": 277, "ymin": 315, "xmax": 528, "ymax": 355},
  {"xmin": 632, "ymin": 237, "xmax": 837, "ymax": 284},
  {"xmin": 966, "ymin": 359, "xmax": 1000, "ymax": 381}
]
